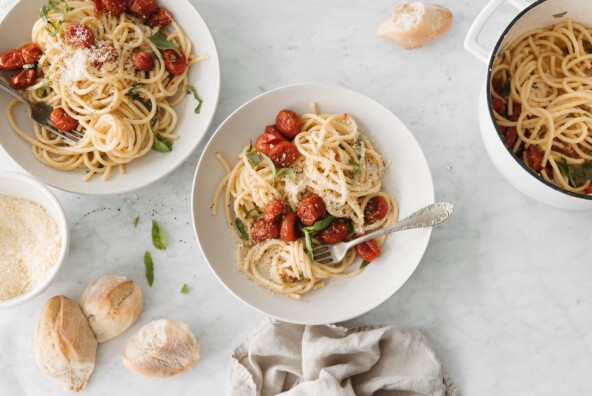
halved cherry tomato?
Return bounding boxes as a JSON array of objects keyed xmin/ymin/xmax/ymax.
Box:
[
  {"xmin": 147, "ymin": 7, "xmax": 172, "ymax": 28},
  {"xmin": 504, "ymin": 127, "xmax": 517, "ymax": 148},
  {"xmin": 354, "ymin": 238, "xmax": 381, "ymax": 263},
  {"xmin": 317, "ymin": 220, "xmax": 349, "ymax": 244},
  {"xmin": 255, "ymin": 131, "xmax": 286, "ymax": 156},
  {"xmin": 276, "ymin": 109, "xmax": 301, "ymax": 139},
  {"xmin": 102, "ymin": 0, "xmax": 126, "ymax": 15},
  {"xmin": 526, "ymin": 146, "xmax": 544, "ymax": 172},
  {"xmin": 0, "ymin": 49, "xmax": 24, "ymax": 71},
  {"xmin": 263, "ymin": 198, "xmax": 284, "ymax": 223},
  {"xmin": 90, "ymin": 44, "xmax": 118, "ymax": 68},
  {"xmin": 297, "ymin": 194, "xmax": 326, "ymax": 226},
  {"xmin": 50, "ymin": 108, "xmax": 79, "ymax": 131},
  {"xmin": 492, "ymin": 98, "xmax": 505, "ymax": 116},
  {"xmin": 64, "ymin": 24, "xmax": 95, "ymax": 48},
  {"xmin": 162, "ymin": 49, "xmax": 187, "ymax": 76},
  {"xmin": 127, "ymin": 0, "xmax": 156, "ymax": 19},
  {"xmin": 9, "ymin": 69, "xmax": 36, "ymax": 90},
  {"xmin": 133, "ymin": 51, "xmax": 154, "ymax": 71},
  {"xmin": 509, "ymin": 103, "xmax": 522, "ymax": 121},
  {"xmin": 21, "ymin": 43, "xmax": 42, "ymax": 64},
  {"xmin": 250, "ymin": 218, "xmax": 280, "ymax": 243},
  {"xmin": 268, "ymin": 141, "xmax": 300, "ymax": 167},
  {"xmin": 364, "ymin": 196, "xmax": 388, "ymax": 224},
  {"xmin": 280, "ymin": 212, "xmax": 298, "ymax": 242}
]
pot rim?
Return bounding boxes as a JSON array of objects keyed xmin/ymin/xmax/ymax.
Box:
[{"xmin": 485, "ymin": 0, "xmax": 592, "ymax": 201}]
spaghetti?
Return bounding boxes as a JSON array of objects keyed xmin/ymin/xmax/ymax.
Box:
[
  {"xmin": 491, "ymin": 19, "xmax": 592, "ymax": 195},
  {"xmin": 6, "ymin": 0, "xmax": 206, "ymax": 180},
  {"xmin": 212, "ymin": 105, "xmax": 398, "ymax": 298}
]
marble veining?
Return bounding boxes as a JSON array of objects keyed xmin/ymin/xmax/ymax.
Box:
[{"xmin": 1, "ymin": 0, "xmax": 590, "ymax": 395}]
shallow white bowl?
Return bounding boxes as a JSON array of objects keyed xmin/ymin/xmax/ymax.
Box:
[
  {"xmin": 192, "ymin": 84, "xmax": 435, "ymax": 325},
  {"xmin": 0, "ymin": 0, "xmax": 220, "ymax": 195},
  {"xmin": 0, "ymin": 172, "xmax": 69, "ymax": 309}
]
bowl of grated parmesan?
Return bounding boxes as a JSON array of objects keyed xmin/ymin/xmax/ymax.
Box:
[{"xmin": 0, "ymin": 172, "xmax": 69, "ymax": 309}]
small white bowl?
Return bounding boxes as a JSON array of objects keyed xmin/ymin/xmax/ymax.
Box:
[{"xmin": 0, "ymin": 172, "xmax": 69, "ymax": 309}]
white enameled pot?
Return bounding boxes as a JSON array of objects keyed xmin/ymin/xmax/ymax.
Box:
[{"xmin": 465, "ymin": 0, "xmax": 592, "ymax": 210}]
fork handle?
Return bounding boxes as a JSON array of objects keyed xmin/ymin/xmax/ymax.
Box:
[
  {"xmin": 345, "ymin": 202, "xmax": 454, "ymax": 248},
  {"xmin": 0, "ymin": 78, "xmax": 31, "ymax": 106}
]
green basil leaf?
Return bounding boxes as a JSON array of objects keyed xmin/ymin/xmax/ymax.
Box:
[
  {"xmin": 304, "ymin": 230, "xmax": 314, "ymax": 262},
  {"xmin": 235, "ymin": 218, "xmax": 248, "ymax": 239},
  {"xmin": 148, "ymin": 31, "xmax": 182, "ymax": 57},
  {"xmin": 23, "ymin": 63, "xmax": 36, "ymax": 70},
  {"xmin": 151, "ymin": 220, "xmax": 167, "ymax": 250},
  {"xmin": 359, "ymin": 260, "xmax": 370, "ymax": 269},
  {"xmin": 37, "ymin": 75, "xmax": 50, "ymax": 97},
  {"xmin": 246, "ymin": 151, "xmax": 261, "ymax": 168},
  {"xmin": 348, "ymin": 159, "xmax": 362, "ymax": 175},
  {"xmin": 132, "ymin": 216, "xmax": 140, "ymax": 227},
  {"xmin": 180, "ymin": 284, "xmax": 190, "ymax": 294},
  {"xmin": 39, "ymin": 0, "xmax": 71, "ymax": 37},
  {"xmin": 302, "ymin": 216, "xmax": 337, "ymax": 235},
  {"xmin": 572, "ymin": 163, "xmax": 592, "ymax": 180},
  {"xmin": 501, "ymin": 79, "xmax": 511, "ymax": 98},
  {"xmin": 144, "ymin": 251, "xmax": 154, "ymax": 287},
  {"xmin": 276, "ymin": 167, "xmax": 295, "ymax": 179},
  {"xmin": 186, "ymin": 85, "xmax": 203, "ymax": 114},
  {"xmin": 152, "ymin": 134, "xmax": 173, "ymax": 153},
  {"xmin": 260, "ymin": 153, "xmax": 276, "ymax": 175},
  {"xmin": 553, "ymin": 11, "xmax": 567, "ymax": 18}
]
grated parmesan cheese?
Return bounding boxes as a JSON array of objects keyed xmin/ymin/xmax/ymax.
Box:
[
  {"xmin": 61, "ymin": 49, "xmax": 87, "ymax": 85},
  {"xmin": 0, "ymin": 196, "xmax": 61, "ymax": 301}
]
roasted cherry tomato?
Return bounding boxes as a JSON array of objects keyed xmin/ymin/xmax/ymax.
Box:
[
  {"xmin": 250, "ymin": 218, "xmax": 280, "ymax": 243},
  {"xmin": 90, "ymin": 44, "xmax": 118, "ymax": 67},
  {"xmin": 354, "ymin": 238, "xmax": 381, "ymax": 263},
  {"xmin": 255, "ymin": 131, "xmax": 286, "ymax": 156},
  {"xmin": 265, "ymin": 125, "xmax": 280, "ymax": 135},
  {"xmin": 509, "ymin": 103, "xmax": 522, "ymax": 122},
  {"xmin": 491, "ymin": 78, "xmax": 503, "ymax": 95},
  {"xmin": 364, "ymin": 196, "xmax": 389, "ymax": 224},
  {"xmin": 64, "ymin": 24, "xmax": 95, "ymax": 48},
  {"xmin": 262, "ymin": 198, "xmax": 284, "ymax": 223},
  {"xmin": 0, "ymin": 49, "xmax": 24, "ymax": 71},
  {"xmin": 526, "ymin": 146, "xmax": 544, "ymax": 172},
  {"xmin": 127, "ymin": 0, "xmax": 156, "ymax": 19},
  {"xmin": 585, "ymin": 184, "xmax": 592, "ymax": 194},
  {"xmin": 133, "ymin": 51, "xmax": 154, "ymax": 72},
  {"xmin": 102, "ymin": 0, "xmax": 126, "ymax": 15},
  {"xmin": 504, "ymin": 127, "xmax": 517, "ymax": 148},
  {"xmin": 93, "ymin": 0, "xmax": 105, "ymax": 13},
  {"xmin": 276, "ymin": 109, "xmax": 301, "ymax": 139},
  {"xmin": 9, "ymin": 69, "xmax": 36, "ymax": 90},
  {"xmin": 491, "ymin": 98, "xmax": 505, "ymax": 116},
  {"xmin": 268, "ymin": 141, "xmax": 300, "ymax": 167},
  {"xmin": 297, "ymin": 194, "xmax": 326, "ymax": 226},
  {"xmin": 280, "ymin": 212, "xmax": 298, "ymax": 242},
  {"xmin": 317, "ymin": 220, "xmax": 349, "ymax": 244},
  {"xmin": 21, "ymin": 43, "xmax": 42, "ymax": 64},
  {"xmin": 147, "ymin": 7, "xmax": 172, "ymax": 28},
  {"xmin": 50, "ymin": 108, "xmax": 79, "ymax": 131},
  {"xmin": 162, "ymin": 49, "xmax": 187, "ymax": 76}
]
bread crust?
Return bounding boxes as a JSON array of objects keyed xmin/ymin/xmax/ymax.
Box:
[
  {"xmin": 80, "ymin": 275, "xmax": 143, "ymax": 342},
  {"xmin": 122, "ymin": 319, "xmax": 200, "ymax": 378},
  {"xmin": 377, "ymin": 2, "xmax": 453, "ymax": 49},
  {"xmin": 35, "ymin": 295, "xmax": 97, "ymax": 392}
]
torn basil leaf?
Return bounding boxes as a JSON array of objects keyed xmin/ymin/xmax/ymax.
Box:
[
  {"xmin": 235, "ymin": 218, "xmax": 248, "ymax": 239},
  {"xmin": 144, "ymin": 251, "xmax": 154, "ymax": 287},
  {"xmin": 151, "ymin": 220, "xmax": 167, "ymax": 250},
  {"xmin": 148, "ymin": 31, "xmax": 182, "ymax": 56}
]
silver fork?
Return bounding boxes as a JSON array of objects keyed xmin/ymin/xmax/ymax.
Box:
[
  {"xmin": 312, "ymin": 202, "xmax": 454, "ymax": 265},
  {"xmin": 0, "ymin": 79, "xmax": 83, "ymax": 144}
]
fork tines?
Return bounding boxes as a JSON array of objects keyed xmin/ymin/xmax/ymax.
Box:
[
  {"xmin": 46, "ymin": 124, "xmax": 84, "ymax": 144},
  {"xmin": 312, "ymin": 245, "xmax": 334, "ymax": 265}
]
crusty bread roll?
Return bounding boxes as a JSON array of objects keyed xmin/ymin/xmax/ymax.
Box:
[
  {"xmin": 122, "ymin": 319, "xmax": 200, "ymax": 378},
  {"xmin": 80, "ymin": 275, "xmax": 143, "ymax": 342},
  {"xmin": 377, "ymin": 2, "xmax": 453, "ymax": 49},
  {"xmin": 35, "ymin": 295, "xmax": 97, "ymax": 392}
]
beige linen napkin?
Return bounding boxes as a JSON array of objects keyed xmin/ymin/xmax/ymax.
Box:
[{"xmin": 230, "ymin": 318, "xmax": 459, "ymax": 396}]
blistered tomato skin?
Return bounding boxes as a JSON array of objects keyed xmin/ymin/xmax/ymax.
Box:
[
  {"xmin": 250, "ymin": 218, "xmax": 281, "ymax": 243},
  {"xmin": 297, "ymin": 194, "xmax": 326, "ymax": 226},
  {"xmin": 127, "ymin": 0, "xmax": 157, "ymax": 19},
  {"xmin": 0, "ymin": 49, "xmax": 24, "ymax": 71},
  {"xmin": 133, "ymin": 51, "xmax": 154, "ymax": 71},
  {"xmin": 102, "ymin": 0, "xmax": 126, "ymax": 15},
  {"xmin": 276, "ymin": 110, "xmax": 301, "ymax": 139},
  {"xmin": 268, "ymin": 141, "xmax": 300, "ymax": 168},
  {"xmin": 364, "ymin": 196, "xmax": 388, "ymax": 224},
  {"xmin": 317, "ymin": 220, "xmax": 349, "ymax": 244},
  {"xmin": 9, "ymin": 69, "xmax": 36, "ymax": 90},
  {"xmin": 148, "ymin": 8, "xmax": 172, "ymax": 28},
  {"xmin": 354, "ymin": 239, "xmax": 381, "ymax": 262},
  {"xmin": 50, "ymin": 108, "xmax": 79, "ymax": 131},
  {"xmin": 21, "ymin": 44, "xmax": 42, "ymax": 64},
  {"xmin": 163, "ymin": 49, "xmax": 187, "ymax": 76},
  {"xmin": 262, "ymin": 199, "xmax": 284, "ymax": 223},
  {"xmin": 280, "ymin": 212, "xmax": 298, "ymax": 242},
  {"xmin": 255, "ymin": 131, "xmax": 286, "ymax": 156},
  {"xmin": 64, "ymin": 24, "xmax": 95, "ymax": 48}
]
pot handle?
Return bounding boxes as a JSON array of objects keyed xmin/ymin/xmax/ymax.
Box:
[{"xmin": 464, "ymin": 0, "xmax": 531, "ymax": 63}]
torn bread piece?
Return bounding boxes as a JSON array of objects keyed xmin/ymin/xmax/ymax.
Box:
[
  {"xmin": 80, "ymin": 275, "xmax": 143, "ymax": 342},
  {"xmin": 377, "ymin": 2, "xmax": 453, "ymax": 49}
]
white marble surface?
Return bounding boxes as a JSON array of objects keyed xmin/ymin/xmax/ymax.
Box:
[{"xmin": 0, "ymin": 0, "xmax": 590, "ymax": 395}]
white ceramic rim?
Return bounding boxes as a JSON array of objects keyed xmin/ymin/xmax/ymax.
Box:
[
  {"xmin": 191, "ymin": 83, "xmax": 435, "ymax": 324},
  {"xmin": 0, "ymin": 0, "xmax": 221, "ymax": 195},
  {"xmin": 0, "ymin": 172, "xmax": 69, "ymax": 309},
  {"xmin": 482, "ymin": 0, "xmax": 592, "ymax": 201}
]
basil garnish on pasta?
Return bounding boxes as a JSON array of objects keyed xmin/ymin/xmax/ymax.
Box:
[
  {"xmin": 148, "ymin": 31, "xmax": 182, "ymax": 57},
  {"xmin": 37, "ymin": 75, "xmax": 50, "ymax": 97},
  {"xmin": 40, "ymin": 0, "xmax": 72, "ymax": 37},
  {"xmin": 301, "ymin": 216, "xmax": 337, "ymax": 260},
  {"xmin": 235, "ymin": 218, "xmax": 249, "ymax": 239},
  {"xmin": 260, "ymin": 153, "xmax": 295, "ymax": 183}
]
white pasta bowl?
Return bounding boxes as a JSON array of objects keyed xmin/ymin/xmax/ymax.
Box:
[
  {"xmin": 465, "ymin": 0, "xmax": 592, "ymax": 209},
  {"xmin": 0, "ymin": 172, "xmax": 69, "ymax": 309},
  {"xmin": 0, "ymin": 0, "xmax": 220, "ymax": 195},
  {"xmin": 191, "ymin": 84, "xmax": 435, "ymax": 325}
]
